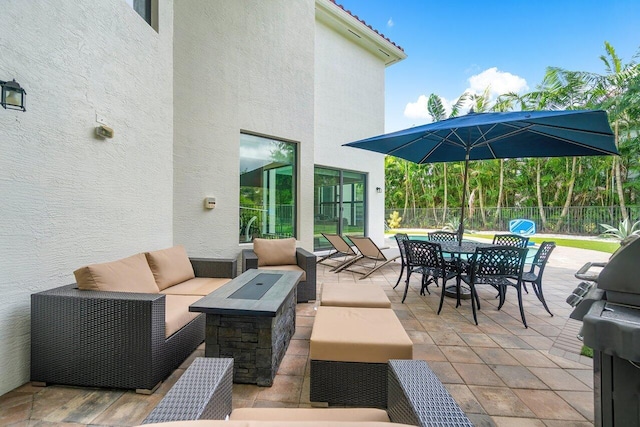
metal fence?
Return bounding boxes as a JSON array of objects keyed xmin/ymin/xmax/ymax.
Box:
[{"xmin": 385, "ymin": 206, "xmax": 640, "ymax": 236}]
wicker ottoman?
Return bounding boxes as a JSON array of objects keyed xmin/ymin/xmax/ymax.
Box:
[
  {"xmin": 320, "ymin": 283, "xmax": 391, "ymax": 308},
  {"xmin": 310, "ymin": 306, "xmax": 413, "ymax": 408}
]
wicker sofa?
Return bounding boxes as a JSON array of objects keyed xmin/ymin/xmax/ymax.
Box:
[
  {"xmin": 241, "ymin": 238, "xmax": 316, "ymax": 303},
  {"xmin": 31, "ymin": 245, "xmax": 237, "ymax": 393},
  {"xmin": 142, "ymin": 358, "xmax": 473, "ymax": 426}
]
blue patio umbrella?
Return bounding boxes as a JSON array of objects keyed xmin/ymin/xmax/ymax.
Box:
[{"xmin": 344, "ymin": 110, "xmax": 618, "ymax": 243}]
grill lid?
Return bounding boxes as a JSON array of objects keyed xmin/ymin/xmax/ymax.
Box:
[{"xmin": 598, "ymin": 237, "xmax": 640, "ymax": 304}]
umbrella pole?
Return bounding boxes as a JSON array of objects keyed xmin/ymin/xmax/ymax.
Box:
[{"xmin": 458, "ymin": 152, "xmax": 470, "ymax": 246}]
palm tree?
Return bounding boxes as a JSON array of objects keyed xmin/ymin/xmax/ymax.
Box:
[
  {"xmin": 426, "ymin": 92, "xmax": 469, "ymax": 223},
  {"xmin": 588, "ymin": 42, "xmax": 640, "ymax": 219}
]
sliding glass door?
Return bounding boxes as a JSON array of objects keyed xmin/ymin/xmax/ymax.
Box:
[{"xmin": 314, "ymin": 167, "xmax": 366, "ymax": 251}]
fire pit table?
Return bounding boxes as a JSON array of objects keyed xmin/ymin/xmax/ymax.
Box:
[{"xmin": 190, "ymin": 269, "xmax": 302, "ymax": 386}]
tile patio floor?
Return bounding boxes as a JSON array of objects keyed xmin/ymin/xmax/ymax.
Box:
[{"xmin": 0, "ymin": 243, "xmax": 610, "ymax": 426}]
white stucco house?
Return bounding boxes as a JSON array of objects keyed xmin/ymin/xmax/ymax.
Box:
[{"xmin": 0, "ymin": 0, "xmax": 405, "ymax": 394}]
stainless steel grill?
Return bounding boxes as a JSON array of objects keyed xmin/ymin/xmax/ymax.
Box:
[{"xmin": 568, "ymin": 236, "xmax": 640, "ymax": 427}]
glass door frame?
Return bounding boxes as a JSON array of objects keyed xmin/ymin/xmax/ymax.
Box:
[{"xmin": 314, "ymin": 166, "xmax": 368, "ymax": 251}]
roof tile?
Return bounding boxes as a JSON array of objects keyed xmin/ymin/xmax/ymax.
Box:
[{"xmin": 328, "ymin": 0, "xmax": 404, "ymax": 52}]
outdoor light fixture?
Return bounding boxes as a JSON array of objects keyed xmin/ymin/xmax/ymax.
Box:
[
  {"xmin": 1, "ymin": 79, "xmax": 26, "ymax": 112},
  {"xmin": 376, "ymin": 187, "xmax": 382, "ymax": 193}
]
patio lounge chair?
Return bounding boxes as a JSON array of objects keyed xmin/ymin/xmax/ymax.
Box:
[
  {"xmin": 335, "ymin": 236, "xmax": 400, "ymax": 279},
  {"xmin": 317, "ymin": 233, "xmax": 360, "ymax": 271}
]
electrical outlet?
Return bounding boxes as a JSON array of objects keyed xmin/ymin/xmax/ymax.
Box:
[{"xmin": 96, "ymin": 113, "xmax": 107, "ymax": 125}]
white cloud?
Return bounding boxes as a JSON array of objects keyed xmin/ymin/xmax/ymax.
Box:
[
  {"xmin": 387, "ymin": 17, "xmax": 394, "ymax": 27},
  {"xmin": 403, "ymin": 68, "xmax": 528, "ymax": 121},
  {"xmin": 467, "ymin": 67, "xmax": 528, "ymax": 99},
  {"xmin": 404, "ymin": 94, "xmax": 461, "ymax": 121},
  {"xmin": 403, "ymin": 95, "xmax": 430, "ymax": 119}
]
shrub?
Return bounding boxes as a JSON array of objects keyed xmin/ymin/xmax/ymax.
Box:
[
  {"xmin": 387, "ymin": 211, "xmax": 402, "ymax": 229},
  {"xmin": 599, "ymin": 218, "xmax": 640, "ymax": 241}
]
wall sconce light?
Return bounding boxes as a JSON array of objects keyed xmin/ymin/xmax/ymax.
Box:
[
  {"xmin": 376, "ymin": 187, "xmax": 382, "ymax": 193},
  {"xmin": 0, "ymin": 79, "xmax": 27, "ymax": 112}
]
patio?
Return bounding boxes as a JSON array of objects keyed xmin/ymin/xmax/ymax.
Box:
[{"xmin": 0, "ymin": 242, "xmax": 606, "ymax": 426}]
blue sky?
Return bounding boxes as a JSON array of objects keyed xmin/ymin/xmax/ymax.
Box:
[{"xmin": 337, "ymin": 0, "xmax": 640, "ymax": 132}]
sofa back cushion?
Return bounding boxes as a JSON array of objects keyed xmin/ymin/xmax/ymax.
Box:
[
  {"xmin": 145, "ymin": 245, "xmax": 196, "ymax": 291},
  {"xmin": 253, "ymin": 238, "xmax": 297, "ymax": 267},
  {"xmin": 74, "ymin": 253, "xmax": 160, "ymax": 293}
]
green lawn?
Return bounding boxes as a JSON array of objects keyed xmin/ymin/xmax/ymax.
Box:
[
  {"xmin": 387, "ymin": 229, "xmax": 620, "ymax": 254},
  {"xmin": 466, "ymin": 233, "xmax": 619, "ymax": 253}
]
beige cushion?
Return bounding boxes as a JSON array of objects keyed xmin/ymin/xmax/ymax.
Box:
[
  {"xmin": 230, "ymin": 408, "xmax": 390, "ymax": 422},
  {"xmin": 310, "ymin": 306, "xmax": 413, "ymax": 363},
  {"xmin": 253, "ymin": 238, "xmax": 297, "ymax": 267},
  {"xmin": 74, "ymin": 253, "xmax": 159, "ymax": 293},
  {"xmin": 161, "ymin": 277, "xmax": 231, "ymax": 296},
  {"xmin": 142, "ymin": 422, "xmax": 411, "ymax": 427},
  {"xmin": 164, "ymin": 295, "xmax": 202, "ymax": 337},
  {"xmin": 255, "ymin": 265, "xmax": 306, "ymax": 282},
  {"xmin": 145, "ymin": 245, "xmax": 195, "ymax": 290},
  {"xmin": 321, "ymin": 283, "xmax": 391, "ymax": 308}
]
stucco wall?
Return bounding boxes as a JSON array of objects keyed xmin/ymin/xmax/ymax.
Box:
[
  {"xmin": 314, "ymin": 21, "xmax": 387, "ymax": 245},
  {"xmin": 0, "ymin": 0, "xmax": 174, "ymax": 395},
  {"xmin": 173, "ymin": 1, "xmax": 316, "ymax": 257}
]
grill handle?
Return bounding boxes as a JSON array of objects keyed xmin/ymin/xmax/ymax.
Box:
[{"xmin": 575, "ymin": 262, "xmax": 608, "ymax": 281}]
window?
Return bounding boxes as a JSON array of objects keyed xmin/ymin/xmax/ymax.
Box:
[
  {"xmin": 125, "ymin": 0, "xmax": 157, "ymax": 29},
  {"xmin": 240, "ymin": 133, "xmax": 297, "ymax": 243}
]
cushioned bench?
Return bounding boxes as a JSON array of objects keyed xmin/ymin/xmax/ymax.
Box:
[
  {"xmin": 144, "ymin": 422, "xmax": 414, "ymax": 427},
  {"xmin": 310, "ymin": 306, "xmax": 413, "ymax": 407},
  {"xmin": 142, "ymin": 358, "xmax": 473, "ymax": 427},
  {"xmin": 320, "ymin": 282, "xmax": 391, "ymax": 308},
  {"xmin": 230, "ymin": 408, "xmax": 391, "ymax": 422}
]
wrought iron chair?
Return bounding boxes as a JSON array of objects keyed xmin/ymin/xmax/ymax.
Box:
[
  {"xmin": 393, "ymin": 233, "xmax": 410, "ymax": 288},
  {"xmin": 463, "ymin": 245, "xmax": 528, "ymax": 327},
  {"xmin": 491, "ymin": 234, "xmax": 530, "ymax": 294},
  {"xmin": 428, "ymin": 230, "xmax": 459, "ymax": 263},
  {"xmin": 492, "ymin": 233, "xmax": 529, "ymax": 248},
  {"xmin": 521, "ymin": 241, "xmax": 556, "ymax": 316},
  {"xmin": 402, "ymin": 240, "xmax": 456, "ymax": 303},
  {"xmin": 427, "ymin": 231, "xmax": 459, "ymax": 243}
]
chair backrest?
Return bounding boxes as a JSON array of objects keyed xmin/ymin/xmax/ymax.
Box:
[
  {"xmin": 492, "ymin": 233, "xmax": 529, "ymax": 248},
  {"xmin": 472, "ymin": 246, "xmax": 527, "ymax": 279},
  {"xmin": 348, "ymin": 236, "xmax": 386, "ymax": 261},
  {"xmin": 404, "ymin": 240, "xmax": 445, "ymax": 270},
  {"xmin": 428, "ymin": 231, "xmax": 458, "ymax": 243},
  {"xmin": 394, "ymin": 233, "xmax": 410, "ymax": 258},
  {"xmin": 322, "ymin": 233, "xmax": 357, "ymax": 256},
  {"xmin": 532, "ymin": 241, "xmax": 556, "ymax": 269}
]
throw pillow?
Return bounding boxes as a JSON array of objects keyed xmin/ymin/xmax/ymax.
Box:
[
  {"xmin": 74, "ymin": 253, "xmax": 160, "ymax": 293},
  {"xmin": 145, "ymin": 245, "xmax": 196, "ymax": 290},
  {"xmin": 253, "ymin": 237, "xmax": 297, "ymax": 267}
]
